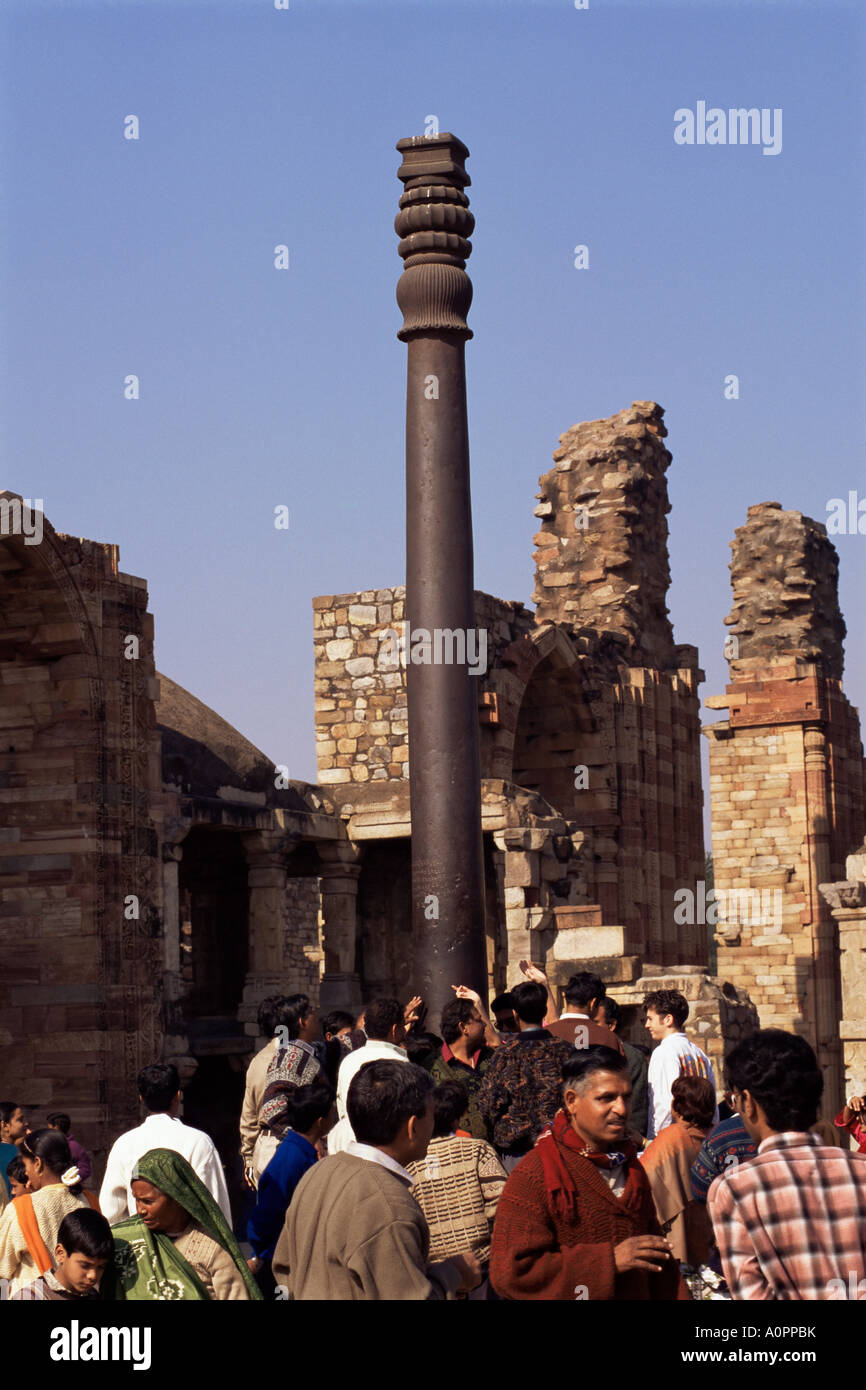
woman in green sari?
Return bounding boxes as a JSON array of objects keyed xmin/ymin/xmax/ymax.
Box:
[{"xmin": 107, "ymin": 1149, "xmax": 262, "ymax": 1301}]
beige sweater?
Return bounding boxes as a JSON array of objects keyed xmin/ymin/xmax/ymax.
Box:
[
  {"xmin": 406, "ymin": 1135, "xmax": 506, "ymax": 1265},
  {"xmin": 172, "ymin": 1221, "xmax": 250, "ymax": 1301},
  {"xmin": 0, "ymin": 1186, "xmax": 91, "ymax": 1294},
  {"xmin": 239, "ymin": 1039, "xmax": 278, "ymax": 1164},
  {"xmin": 272, "ymin": 1153, "xmax": 464, "ymax": 1301}
]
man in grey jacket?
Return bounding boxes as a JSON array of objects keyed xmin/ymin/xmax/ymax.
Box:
[{"xmin": 273, "ymin": 1061, "xmax": 481, "ymax": 1300}]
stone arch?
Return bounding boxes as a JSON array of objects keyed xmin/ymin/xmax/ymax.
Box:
[
  {"xmin": 483, "ymin": 624, "xmax": 583, "ymax": 781},
  {"xmin": 509, "ymin": 635, "xmax": 599, "ymax": 819}
]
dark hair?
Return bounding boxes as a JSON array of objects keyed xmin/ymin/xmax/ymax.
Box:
[
  {"xmin": 46, "ymin": 1111, "xmax": 71, "ymax": 1134},
  {"xmin": 347, "ymin": 1061, "xmax": 433, "ymax": 1145},
  {"xmin": 257, "ymin": 995, "xmax": 288, "ymax": 1039},
  {"xmin": 725, "ymin": 1029, "xmax": 823, "ymax": 1132},
  {"xmin": 491, "ymin": 993, "xmax": 515, "ymax": 1015},
  {"xmin": 322, "ymin": 1010, "xmax": 354, "ymax": 1038},
  {"xmin": 431, "ymin": 1080, "xmax": 467, "ymax": 1137},
  {"xmin": 363, "ymin": 998, "xmax": 404, "ymax": 1042},
  {"xmin": 280, "ymin": 1078, "xmax": 335, "ymax": 1134},
  {"xmin": 273, "ymin": 994, "xmax": 312, "ymax": 1041},
  {"xmin": 56, "ymin": 1208, "xmax": 113, "ymax": 1262},
  {"xmin": 0, "ymin": 1101, "xmax": 20, "ymax": 1126},
  {"xmin": 643, "ymin": 989, "xmax": 689, "ymax": 1030},
  {"xmin": 671, "ymin": 1075, "xmax": 717, "ymax": 1129},
  {"xmin": 137, "ymin": 1063, "xmax": 180, "ymax": 1113},
  {"xmin": 20, "ymin": 1129, "xmax": 82, "ymax": 1194},
  {"xmin": 404, "ymin": 1031, "xmax": 442, "ymax": 1065},
  {"xmin": 564, "ymin": 972, "xmax": 606, "ymax": 1010},
  {"xmin": 561, "ymin": 1046, "xmax": 629, "ymax": 1096},
  {"xmin": 597, "ymin": 997, "xmax": 621, "ymax": 1027},
  {"xmin": 6, "ymin": 1155, "xmax": 26, "ymax": 1185},
  {"xmin": 440, "ymin": 998, "xmax": 477, "ymax": 1045},
  {"xmin": 511, "ymin": 981, "xmax": 548, "ymax": 1026}
]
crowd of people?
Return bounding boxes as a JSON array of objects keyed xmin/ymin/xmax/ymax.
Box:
[{"xmin": 1, "ymin": 964, "xmax": 865, "ymax": 1301}]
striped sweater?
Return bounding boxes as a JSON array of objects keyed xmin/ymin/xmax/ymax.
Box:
[{"xmin": 406, "ymin": 1135, "xmax": 507, "ymax": 1266}]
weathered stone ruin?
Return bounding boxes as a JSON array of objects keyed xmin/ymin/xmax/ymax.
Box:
[
  {"xmin": 2, "ymin": 408, "xmax": 864, "ymax": 1186},
  {"xmin": 0, "ymin": 502, "xmax": 344, "ymax": 1204},
  {"xmin": 706, "ymin": 502, "xmax": 866, "ymax": 1102},
  {"xmin": 312, "ymin": 402, "xmax": 755, "ymax": 1068}
]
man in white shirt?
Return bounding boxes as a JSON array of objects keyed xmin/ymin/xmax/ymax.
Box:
[
  {"xmin": 644, "ymin": 989, "xmax": 719, "ymax": 1140},
  {"xmin": 99, "ymin": 1062, "xmax": 231, "ymax": 1223},
  {"xmin": 327, "ymin": 998, "xmax": 410, "ymax": 1154}
]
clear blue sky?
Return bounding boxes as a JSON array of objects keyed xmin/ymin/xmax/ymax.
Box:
[{"xmin": 2, "ymin": 0, "xmax": 864, "ymax": 844}]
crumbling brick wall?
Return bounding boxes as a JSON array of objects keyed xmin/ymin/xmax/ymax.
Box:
[{"xmin": 706, "ymin": 502, "xmax": 866, "ymax": 1102}]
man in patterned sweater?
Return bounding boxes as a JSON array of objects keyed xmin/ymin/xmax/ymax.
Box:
[
  {"xmin": 477, "ymin": 982, "xmax": 574, "ymax": 1171},
  {"xmin": 407, "ymin": 1080, "xmax": 507, "ymax": 1278},
  {"xmin": 490, "ymin": 1047, "xmax": 688, "ymax": 1301},
  {"xmin": 427, "ymin": 998, "xmax": 497, "ymax": 1141}
]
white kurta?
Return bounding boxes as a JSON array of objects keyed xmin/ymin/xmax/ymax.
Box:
[
  {"xmin": 327, "ymin": 1040, "xmax": 410, "ymax": 1154},
  {"xmin": 98, "ymin": 1114, "xmax": 231, "ymax": 1225}
]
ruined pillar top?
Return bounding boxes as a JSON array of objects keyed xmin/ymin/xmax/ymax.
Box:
[
  {"xmin": 395, "ymin": 133, "xmax": 474, "ymax": 340},
  {"xmin": 531, "ymin": 401, "xmax": 677, "ymax": 668},
  {"xmin": 725, "ymin": 501, "xmax": 846, "ymax": 680}
]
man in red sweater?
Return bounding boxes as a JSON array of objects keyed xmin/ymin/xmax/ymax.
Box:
[{"xmin": 490, "ymin": 1046, "xmax": 689, "ymax": 1300}]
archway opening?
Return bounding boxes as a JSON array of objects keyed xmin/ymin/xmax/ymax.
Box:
[{"xmin": 512, "ymin": 651, "xmax": 596, "ymax": 818}]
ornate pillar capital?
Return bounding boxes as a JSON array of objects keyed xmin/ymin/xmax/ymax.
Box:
[{"xmin": 395, "ymin": 133, "xmax": 474, "ymax": 341}]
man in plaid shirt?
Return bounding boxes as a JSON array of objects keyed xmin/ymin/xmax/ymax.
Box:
[{"xmin": 708, "ymin": 1029, "xmax": 866, "ymax": 1300}]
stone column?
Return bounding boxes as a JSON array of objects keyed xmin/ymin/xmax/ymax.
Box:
[
  {"xmin": 240, "ymin": 831, "xmax": 296, "ymax": 1034},
  {"xmin": 318, "ymin": 841, "xmax": 363, "ymax": 1014},
  {"xmin": 804, "ymin": 725, "xmax": 841, "ymax": 1102},
  {"xmin": 821, "ymin": 843, "xmax": 866, "ymax": 1114},
  {"xmin": 395, "ymin": 132, "xmax": 488, "ymax": 1020},
  {"xmin": 161, "ymin": 841, "xmax": 195, "ymax": 1076}
]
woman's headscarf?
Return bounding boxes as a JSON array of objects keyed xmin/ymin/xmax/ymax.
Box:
[{"xmin": 108, "ymin": 1148, "xmax": 262, "ymax": 1301}]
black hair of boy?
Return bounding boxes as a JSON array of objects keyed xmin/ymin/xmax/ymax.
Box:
[
  {"xmin": 6, "ymin": 1154, "xmax": 27, "ymax": 1185},
  {"xmin": 347, "ymin": 1061, "xmax": 433, "ymax": 1146},
  {"xmin": 510, "ymin": 981, "xmax": 548, "ymax": 1026},
  {"xmin": 322, "ymin": 1010, "xmax": 355, "ymax": 1038},
  {"xmin": 431, "ymin": 1080, "xmax": 468, "ymax": 1138},
  {"xmin": 281, "ymin": 1079, "xmax": 335, "ymax": 1134},
  {"xmin": 56, "ymin": 1208, "xmax": 114, "ymax": 1262}
]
